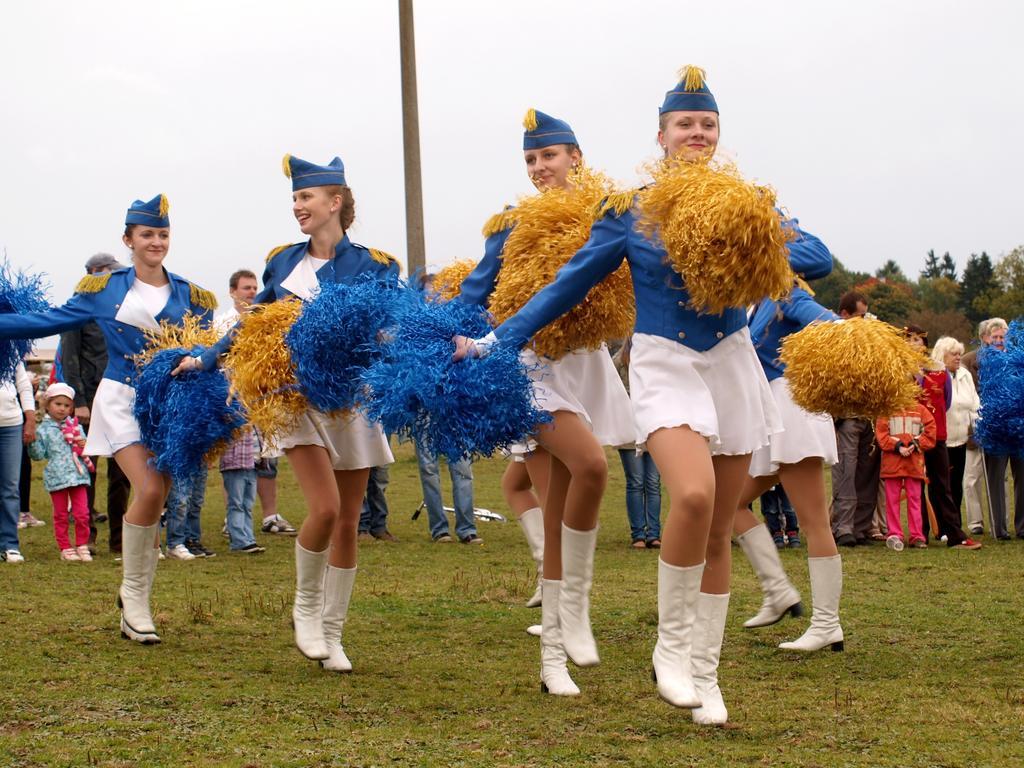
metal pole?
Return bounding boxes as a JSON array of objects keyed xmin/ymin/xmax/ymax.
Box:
[{"xmin": 399, "ymin": 0, "xmax": 426, "ymax": 276}]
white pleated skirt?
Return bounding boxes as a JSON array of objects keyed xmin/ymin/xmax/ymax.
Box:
[
  {"xmin": 84, "ymin": 378, "xmax": 141, "ymax": 457},
  {"xmin": 629, "ymin": 328, "xmax": 782, "ymax": 456},
  {"xmin": 513, "ymin": 344, "xmax": 635, "ymax": 454},
  {"xmin": 749, "ymin": 376, "xmax": 838, "ymax": 477},
  {"xmin": 276, "ymin": 408, "xmax": 394, "ymax": 470}
]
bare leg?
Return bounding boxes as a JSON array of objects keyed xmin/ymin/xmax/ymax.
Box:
[
  {"xmin": 114, "ymin": 444, "xmax": 172, "ymax": 527},
  {"xmin": 734, "ymin": 474, "xmax": 781, "ymax": 536},
  {"xmin": 502, "ymin": 459, "xmax": 541, "ymax": 518},
  {"xmin": 257, "ymin": 475, "xmax": 278, "ymax": 518},
  {"xmin": 329, "ymin": 468, "xmax": 371, "ymax": 569},
  {"xmin": 287, "ymin": 445, "xmax": 341, "ymax": 552},
  {"xmin": 701, "ymin": 454, "xmax": 753, "ymax": 595},
  {"xmin": 778, "ymin": 458, "xmax": 838, "ymax": 558}
]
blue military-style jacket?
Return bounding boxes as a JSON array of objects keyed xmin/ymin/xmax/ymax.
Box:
[
  {"xmin": 0, "ymin": 267, "xmax": 216, "ymax": 387},
  {"xmin": 457, "ymin": 210, "xmax": 514, "ymax": 308},
  {"xmin": 748, "ymin": 287, "xmax": 838, "ymax": 382},
  {"xmin": 492, "ymin": 196, "xmax": 831, "ymax": 353},
  {"xmin": 199, "ymin": 234, "xmax": 399, "ymax": 369}
]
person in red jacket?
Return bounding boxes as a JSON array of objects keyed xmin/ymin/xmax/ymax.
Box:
[
  {"xmin": 904, "ymin": 326, "xmax": 981, "ymax": 550},
  {"xmin": 876, "ymin": 403, "xmax": 936, "ymax": 550}
]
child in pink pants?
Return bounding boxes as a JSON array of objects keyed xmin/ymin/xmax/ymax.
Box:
[
  {"xmin": 876, "ymin": 403, "xmax": 936, "ymax": 550},
  {"xmin": 28, "ymin": 383, "xmax": 93, "ymax": 561}
]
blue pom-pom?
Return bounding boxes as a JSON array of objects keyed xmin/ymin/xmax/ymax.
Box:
[
  {"xmin": 976, "ymin": 320, "xmax": 1024, "ymax": 458},
  {"xmin": 0, "ymin": 261, "xmax": 51, "ymax": 382},
  {"xmin": 361, "ymin": 293, "xmax": 549, "ymax": 463},
  {"xmin": 286, "ymin": 275, "xmax": 406, "ymax": 413},
  {"xmin": 133, "ymin": 347, "xmax": 246, "ymax": 483}
]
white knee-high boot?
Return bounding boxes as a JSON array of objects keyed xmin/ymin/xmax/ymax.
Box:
[
  {"xmin": 737, "ymin": 524, "xmax": 803, "ymax": 628},
  {"xmin": 321, "ymin": 565, "xmax": 356, "ymax": 672},
  {"xmin": 118, "ymin": 521, "xmax": 161, "ymax": 644},
  {"xmin": 779, "ymin": 555, "xmax": 844, "ymax": 652},
  {"xmin": 293, "ymin": 541, "xmax": 330, "ymax": 660},
  {"xmin": 518, "ymin": 507, "xmax": 544, "ymax": 608},
  {"xmin": 691, "ymin": 592, "xmax": 730, "ymax": 725},
  {"xmin": 652, "ymin": 558, "xmax": 703, "ymax": 708},
  {"xmin": 559, "ymin": 524, "xmax": 599, "ymax": 667},
  {"xmin": 540, "ymin": 579, "xmax": 580, "ymax": 696}
]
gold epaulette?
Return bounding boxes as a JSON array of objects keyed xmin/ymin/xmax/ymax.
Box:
[
  {"xmin": 265, "ymin": 243, "xmax": 295, "ymax": 263},
  {"xmin": 73, "ymin": 273, "xmax": 112, "ymax": 294},
  {"xmin": 482, "ymin": 208, "xmax": 518, "ymax": 237},
  {"xmin": 189, "ymin": 283, "xmax": 218, "ymax": 311},
  {"xmin": 594, "ymin": 190, "xmax": 637, "ymax": 218},
  {"xmin": 368, "ymin": 248, "xmax": 397, "ymax": 267},
  {"xmin": 794, "ymin": 275, "xmax": 815, "ymax": 297}
]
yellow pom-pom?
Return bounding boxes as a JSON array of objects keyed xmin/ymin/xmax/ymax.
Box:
[
  {"xmin": 489, "ymin": 166, "xmax": 635, "ymax": 359},
  {"xmin": 522, "ymin": 108, "xmax": 538, "ymax": 132},
  {"xmin": 780, "ymin": 318, "xmax": 926, "ymax": 420},
  {"xmin": 433, "ymin": 259, "xmax": 478, "ymax": 302},
  {"xmin": 158, "ymin": 194, "xmax": 170, "ymax": 218},
  {"xmin": 678, "ymin": 65, "xmax": 707, "ymax": 92},
  {"xmin": 637, "ymin": 157, "xmax": 794, "ymax": 315},
  {"xmin": 281, "ymin": 153, "xmax": 292, "ymax": 179},
  {"xmin": 223, "ymin": 299, "xmax": 307, "ymax": 440},
  {"xmin": 135, "ymin": 314, "xmax": 220, "ymax": 369}
]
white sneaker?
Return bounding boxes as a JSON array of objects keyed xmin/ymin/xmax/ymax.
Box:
[
  {"xmin": 61, "ymin": 548, "xmax": 82, "ymax": 562},
  {"xmin": 885, "ymin": 535, "xmax": 904, "ymax": 552},
  {"xmin": 4, "ymin": 549, "xmax": 25, "ymax": 563},
  {"xmin": 167, "ymin": 544, "xmax": 196, "ymax": 561},
  {"xmin": 76, "ymin": 545, "xmax": 93, "ymax": 562}
]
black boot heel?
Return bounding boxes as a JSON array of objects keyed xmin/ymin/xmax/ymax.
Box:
[
  {"xmin": 541, "ymin": 681, "xmax": 550, "ymax": 693},
  {"xmin": 788, "ymin": 602, "xmax": 804, "ymax": 618},
  {"xmin": 831, "ymin": 640, "xmax": 845, "ymax": 652},
  {"xmin": 651, "ymin": 668, "xmax": 657, "ymax": 683}
]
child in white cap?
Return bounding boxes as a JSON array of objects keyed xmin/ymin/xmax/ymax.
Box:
[{"xmin": 28, "ymin": 383, "xmax": 93, "ymax": 561}]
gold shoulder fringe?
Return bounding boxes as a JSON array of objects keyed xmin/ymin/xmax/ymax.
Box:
[
  {"xmin": 489, "ymin": 166, "xmax": 635, "ymax": 360},
  {"xmin": 637, "ymin": 157, "xmax": 794, "ymax": 315},
  {"xmin": 595, "ymin": 190, "xmax": 637, "ymax": 218},
  {"xmin": 368, "ymin": 248, "xmax": 397, "ymax": 267},
  {"xmin": 482, "ymin": 208, "xmax": 518, "ymax": 237},
  {"xmin": 189, "ymin": 284, "xmax": 218, "ymax": 311},
  {"xmin": 265, "ymin": 243, "xmax": 294, "ymax": 263},
  {"xmin": 74, "ymin": 273, "xmax": 112, "ymax": 294},
  {"xmin": 780, "ymin": 317, "xmax": 925, "ymax": 420},
  {"xmin": 434, "ymin": 259, "xmax": 478, "ymax": 301},
  {"xmin": 223, "ymin": 298, "xmax": 307, "ymax": 440}
]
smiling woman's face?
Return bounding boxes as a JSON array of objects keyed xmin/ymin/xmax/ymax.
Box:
[{"xmin": 658, "ymin": 110, "xmax": 720, "ymax": 159}]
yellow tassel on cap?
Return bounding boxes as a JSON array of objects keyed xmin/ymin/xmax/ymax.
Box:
[
  {"xmin": 637, "ymin": 156, "xmax": 794, "ymax": 315},
  {"xmin": 224, "ymin": 298, "xmax": 306, "ymax": 440},
  {"xmin": 158, "ymin": 194, "xmax": 170, "ymax": 218},
  {"xmin": 489, "ymin": 165, "xmax": 635, "ymax": 360},
  {"xmin": 780, "ymin": 317, "xmax": 926, "ymax": 420},
  {"xmin": 522, "ymin": 108, "xmax": 538, "ymax": 132},
  {"xmin": 74, "ymin": 273, "xmax": 112, "ymax": 294},
  {"xmin": 281, "ymin": 153, "xmax": 292, "ymax": 178},
  {"xmin": 433, "ymin": 259, "xmax": 478, "ymax": 302},
  {"xmin": 679, "ymin": 65, "xmax": 707, "ymax": 92}
]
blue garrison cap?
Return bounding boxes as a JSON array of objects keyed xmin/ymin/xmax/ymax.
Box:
[
  {"xmin": 522, "ymin": 109, "xmax": 579, "ymax": 150},
  {"xmin": 660, "ymin": 65, "xmax": 719, "ymax": 115},
  {"xmin": 282, "ymin": 154, "xmax": 346, "ymax": 191},
  {"xmin": 125, "ymin": 194, "xmax": 170, "ymax": 228}
]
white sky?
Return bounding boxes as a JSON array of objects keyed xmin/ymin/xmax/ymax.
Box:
[{"xmin": 1, "ymin": 0, "xmax": 1021, "ymax": 314}]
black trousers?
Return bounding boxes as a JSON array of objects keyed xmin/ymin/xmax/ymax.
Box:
[
  {"xmin": 86, "ymin": 458, "xmax": 130, "ymax": 552},
  {"xmin": 923, "ymin": 441, "xmax": 967, "ymax": 546},
  {"xmin": 946, "ymin": 443, "xmax": 967, "ymax": 515}
]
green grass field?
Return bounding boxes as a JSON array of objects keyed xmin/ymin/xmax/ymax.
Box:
[{"xmin": 2, "ymin": 443, "xmax": 1023, "ymax": 767}]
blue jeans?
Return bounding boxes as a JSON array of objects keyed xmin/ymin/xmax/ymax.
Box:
[
  {"xmin": 359, "ymin": 466, "xmax": 390, "ymax": 535},
  {"xmin": 761, "ymin": 485, "xmax": 798, "ymax": 535},
  {"xmin": 166, "ymin": 466, "xmax": 208, "ymax": 547},
  {"xmin": 416, "ymin": 442, "xmax": 476, "ymax": 540},
  {"xmin": 222, "ymin": 468, "xmax": 257, "ymax": 549},
  {"xmin": 619, "ymin": 449, "xmax": 662, "ymax": 541},
  {"xmin": 0, "ymin": 424, "xmax": 22, "ymax": 553}
]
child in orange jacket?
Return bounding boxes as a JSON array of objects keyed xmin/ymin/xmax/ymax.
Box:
[{"xmin": 875, "ymin": 403, "xmax": 936, "ymax": 550}]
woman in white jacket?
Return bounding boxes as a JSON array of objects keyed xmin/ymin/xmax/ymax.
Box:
[
  {"xmin": 932, "ymin": 337, "xmax": 982, "ymax": 532},
  {"xmin": 0, "ymin": 363, "xmax": 38, "ymax": 563}
]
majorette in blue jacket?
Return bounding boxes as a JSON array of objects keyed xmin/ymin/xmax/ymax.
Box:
[
  {"xmin": 0, "ymin": 266, "xmax": 216, "ymax": 387},
  {"xmin": 488, "ymin": 196, "xmax": 832, "ymax": 353},
  {"xmin": 199, "ymin": 234, "xmax": 399, "ymax": 369}
]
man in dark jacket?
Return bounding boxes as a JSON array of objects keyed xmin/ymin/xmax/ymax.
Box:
[{"xmin": 60, "ymin": 253, "xmax": 131, "ymax": 554}]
